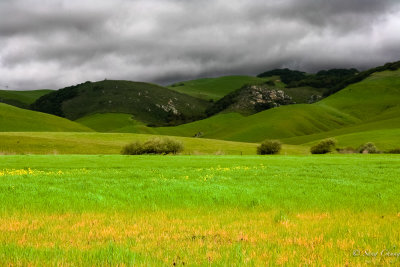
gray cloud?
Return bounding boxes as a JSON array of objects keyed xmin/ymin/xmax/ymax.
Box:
[{"xmin": 1, "ymin": 0, "xmax": 400, "ymax": 90}]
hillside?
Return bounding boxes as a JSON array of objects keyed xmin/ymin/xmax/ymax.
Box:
[
  {"xmin": 76, "ymin": 113, "xmax": 155, "ymax": 134},
  {"xmin": 31, "ymin": 80, "xmax": 211, "ymax": 126},
  {"xmin": 168, "ymin": 75, "xmax": 276, "ymax": 101},
  {"xmin": 0, "ymin": 89, "xmax": 51, "ymax": 109},
  {"xmin": 1, "ymin": 62, "xmax": 399, "ymax": 153},
  {"xmin": 152, "ymin": 68, "xmax": 400, "ymax": 144},
  {"xmin": 319, "ymin": 69, "xmax": 400, "ymax": 120},
  {"xmin": 76, "ymin": 68, "xmax": 400, "ymax": 150},
  {"xmin": 156, "ymin": 104, "xmax": 360, "ymax": 141},
  {"xmin": 205, "ymin": 85, "xmax": 294, "ymax": 116},
  {"xmin": 0, "ymin": 103, "xmax": 91, "ymax": 132}
]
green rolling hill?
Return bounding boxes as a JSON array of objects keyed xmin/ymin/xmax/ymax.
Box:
[
  {"xmin": 167, "ymin": 75, "xmax": 323, "ymax": 105},
  {"xmin": 319, "ymin": 69, "xmax": 400, "ymax": 120},
  {"xmin": 154, "ymin": 68, "xmax": 400, "ymax": 146},
  {"xmin": 31, "ymin": 80, "xmax": 211, "ymax": 126},
  {"xmin": 74, "ymin": 68, "xmax": 400, "ymax": 151},
  {"xmin": 0, "ymin": 89, "xmax": 51, "ymax": 109},
  {"xmin": 0, "ymin": 103, "xmax": 92, "ymax": 132},
  {"xmin": 0, "ymin": 62, "xmax": 399, "ymax": 154},
  {"xmin": 168, "ymin": 75, "xmax": 277, "ymax": 101},
  {"xmin": 155, "ymin": 104, "xmax": 360, "ymax": 141},
  {"xmin": 75, "ymin": 113, "xmax": 155, "ymax": 134}
]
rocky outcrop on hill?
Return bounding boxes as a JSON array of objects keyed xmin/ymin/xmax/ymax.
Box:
[
  {"xmin": 206, "ymin": 85, "xmax": 293, "ymax": 116},
  {"xmin": 231, "ymin": 85, "xmax": 293, "ymax": 112}
]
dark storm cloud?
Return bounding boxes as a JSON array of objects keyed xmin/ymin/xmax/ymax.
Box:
[{"xmin": 1, "ymin": 0, "xmax": 399, "ymax": 90}]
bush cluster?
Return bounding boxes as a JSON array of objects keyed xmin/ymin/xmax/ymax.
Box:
[
  {"xmin": 387, "ymin": 148, "xmax": 400, "ymax": 154},
  {"xmin": 357, "ymin": 142, "xmax": 379, "ymax": 154},
  {"xmin": 310, "ymin": 138, "xmax": 337, "ymax": 154},
  {"xmin": 121, "ymin": 137, "xmax": 184, "ymax": 155},
  {"xmin": 257, "ymin": 140, "xmax": 282, "ymax": 155}
]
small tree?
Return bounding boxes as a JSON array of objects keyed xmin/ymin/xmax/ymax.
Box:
[
  {"xmin": 310, "ymin": 138, "xmax": 337, "ymax": 154},
  {"xmin": 257, "ymin": 140, "xmax": 282, "ymax": 155},
  {"xmin": 357, "ymin": 142, "xmax": 379, "ymax": 154}
]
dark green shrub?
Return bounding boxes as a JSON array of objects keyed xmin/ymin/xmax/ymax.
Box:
[
  {"xmin": 387, "ymin": 148, "xmax": 400, "ymax": 154},
  {"xmin": 264, "ymin": 80, "xmax": 275, "ymax": 86},
  {"xmin": 257, "ymin": 140, "xmax": 282, "ymax": 155},
  {"xmin": 121, "ymin": 137, "xmax": 184, "ymax": 155},
  {"xmin": 121, "ymin": 141, "xmax": 144, "ymax": 155},
  {"xmin": 357, "ymin": 142, "xmax": 379, "ymax": 154},
  {"xmin": 310, "ymin": 138, "xmax": 337, "ymax": 154}
]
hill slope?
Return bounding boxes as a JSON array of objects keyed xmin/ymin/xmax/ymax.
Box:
[
  {"xmin": 319, "ymin": 69, "xmax": 400, "ymax": 120},
  {"xmin": 31, "ymin": 80, "xmax": 211, "ymax": 126},
  {"xmin": 153, "ymin": 69, "xmax": 400, "ymax": 143},
  {"xmin": 0, "ymin": 89, "xmax": 51, "ymax": 109},
  {"xmin": 0, "ymin": 103, "xmax": 92, "ymax": 132},
  {"xmin": 76, "ymin": 113, "xmax": 154, "ymax": 133},
  {"xmin": 168, "ymin": 75, "xmax": 274, "ymax": 101}
]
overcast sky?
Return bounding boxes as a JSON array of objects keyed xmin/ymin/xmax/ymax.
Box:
[{"xmin": 1, "ymin": 0, "xmax": 400, "ymax": 90}]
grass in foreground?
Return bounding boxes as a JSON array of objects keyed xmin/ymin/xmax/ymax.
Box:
[{"xmin": 0, "ymin": 155, "xmax": 399, "ymax": 265}]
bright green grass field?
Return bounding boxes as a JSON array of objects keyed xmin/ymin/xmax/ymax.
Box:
[
  {"xmin": 0, "ymin": 155, "xmax": 399, "ymax": 265},
  {"xmin": 168, "ymin": 76, "xmax": 274, "ymax": 101}
]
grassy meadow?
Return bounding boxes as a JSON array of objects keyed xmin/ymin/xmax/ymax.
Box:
[
  {"xmin": 0, "ymin": 132, "xmax": 309, "ymax": 155},
  {"xmin": 0, "ymin": 155, "xmax": 399, "ymax": 265}
]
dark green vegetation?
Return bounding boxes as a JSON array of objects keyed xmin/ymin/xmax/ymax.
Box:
[
  {"xmin": 310, "ymin": 138, "xmax": 337, "ymax": 154},
  {"xmin": 257, "ymin": 61, "xmax": 400, "ymax": 97},
  {"xmin": 256, "ymin": 140, "xmax": 282, "ymax": 155},
  {"xmin": 258, "ymin": 68, "xmax": 359, "ymax": 91},
  {"xmin": 357, "ymin": 142, "xmax": 379, "ymax": 154},
  {"xmin": 0, "ymin": 89, "xmax": 51, "ymax": 109},
  {"xmin": 257, "ymin": 67, "xmax": 359, "ymax": 94},
  {"xmin": 324, "ymin": 60, "xmax": 400, "ymax": 96},
  {"xmin": 257, "ymin": 68, "xmax": 307, "ymax": 85},
  {"xmin": 31, "ymin": 80, "xmax": 211, "ymax": 126},
  {"xmin": 121, "ymin": 137, "xmax": 184, "ymax": 155}
]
